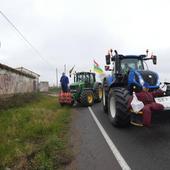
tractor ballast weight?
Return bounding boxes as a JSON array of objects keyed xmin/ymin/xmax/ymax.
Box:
[
  {"xmin": 69, "ymin": 72, "xmax": 103, "ymax": 107},
  {"xmin": 102, "ymin": 49, "xmax": 170, "ymax": 127}
]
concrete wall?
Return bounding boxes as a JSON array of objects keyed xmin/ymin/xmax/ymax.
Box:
[
  {"xmin": 39, "ymin": 82, "xmax": 49, "ymax": 92},
  {"xmin": 0, "ymin": 65, "xmax": 37, "ymax": 96},
  {"xmin": 15, "ymin": 67, "xmax": 39, "ymax": 92}
]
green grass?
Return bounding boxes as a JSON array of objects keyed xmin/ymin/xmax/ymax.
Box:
[
  {"xmin": 48, "ymin": 87, "xmax": 61, "ymax": 94},
  {"xmin": 0, "ymin": 94, "xmax": 72, "ymax": 170}
]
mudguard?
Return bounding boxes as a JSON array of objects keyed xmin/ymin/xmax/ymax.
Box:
[
  {"xmin": 105, "ymin": 75, "xmax": 116, "ymax": 87},
  {"xmin": 93, "ymin": 82, "xmax": 102, "ymax": 90}
]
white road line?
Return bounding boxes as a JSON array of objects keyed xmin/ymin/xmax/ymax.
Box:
[{"xmin": 88, "ymin": 107, "xmax": 131, "ymax": 170}]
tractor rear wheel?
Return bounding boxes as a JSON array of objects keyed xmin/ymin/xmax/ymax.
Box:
[
  {"xmin": 95, "ymin": 85, "xmax": 103, "ymax": 102},
  {"xmin": 108, "ymin": 87, "xmax": 130, "ymax": 127},
  {"xmin": 80, "ymin": 90, "xmax": 94, "ymax": 107}
]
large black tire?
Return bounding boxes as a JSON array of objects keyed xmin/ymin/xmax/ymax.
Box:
[
  {"xmin": 108, "ymin": 87, "xmax": 130, "ymax": 127},
  {"xmin": 80, "ymin": 90, "xmax": 94, "ymax": 107},
  {"xmin": 94, "ymin": 84, "xmax": 103, "ymax": 103},
  {"xmin": 102, "ymin": 80, "xmax": 109, "ymax": 113}
]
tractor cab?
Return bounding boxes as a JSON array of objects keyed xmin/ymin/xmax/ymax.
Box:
[
  {"xmin": 120, "ymin": 57, "xmax": 144, "ymax": 74},
  {"xmin": 105, "ymin": 50, "xmax": 159, "ymax": 92},
  {"xmin": 74, "ymin": 72, "xmax": 96, "ymax": 87}
]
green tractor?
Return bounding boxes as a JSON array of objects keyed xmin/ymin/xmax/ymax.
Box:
[{"xmin": 69, "ymin": 72, "xmax": 103, "ymax": 106}]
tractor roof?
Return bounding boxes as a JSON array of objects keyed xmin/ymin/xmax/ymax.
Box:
[
  {"xmin": 76, "ymin": 72, "xmax": 95, "ymax": 74},
  {"xmin": 116, "ymin": 54, "xmax": 146, "ymax": 59}
]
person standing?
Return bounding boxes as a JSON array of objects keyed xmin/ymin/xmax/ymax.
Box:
[{"xmin": 60, "ymin": 72, "xmax": 69, "ymax": 92}]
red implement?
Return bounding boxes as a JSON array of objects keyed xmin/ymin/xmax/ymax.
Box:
[{"xmin": 58, "ymin": 91, "xmax": 74, "ymax": 106}]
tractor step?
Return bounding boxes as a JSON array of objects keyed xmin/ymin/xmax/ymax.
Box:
[
  {"xmin": 130, "ymin": 112, "xmax": 143, "ymax": 127},
  {"xmin": 130, "ymin": 110, "xmax": 143, "ymax": 127}
]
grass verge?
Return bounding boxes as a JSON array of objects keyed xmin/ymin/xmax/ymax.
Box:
[
  {"xmin": 0, "ymin": 94, "xmax": 72, "ymax": 170},
  {"xmin": 48, "ymin": 87, "xmax": 61, "ymax": 94}
]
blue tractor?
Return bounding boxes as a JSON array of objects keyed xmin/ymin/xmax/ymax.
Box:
[{"xmin": 102, "ymin": 49, "xmax": 163, "ymax": 127}]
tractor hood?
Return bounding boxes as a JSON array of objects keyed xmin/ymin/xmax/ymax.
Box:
[
  {"xmin": 128, "ymin": 69, "xmax": 160, "ymax": 89},
  {"xmin": 70, "ymin": 82, "xmax": 84, "ymax": 92},
  {"xmin": 138, "ymin": 70, "xmax": 159, "ymax": 87},
  {"xmin": 70, "ymin": 82, "xmax": 84, "ymax": 87}
]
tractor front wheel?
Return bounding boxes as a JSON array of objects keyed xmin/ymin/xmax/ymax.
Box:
[
  {"xmin": 108, "ymin": 87, "xmax": 130, "ymax": 127},
  {"xmin": 80, "ymin": 90, "xmax": 94, "ymax": 107}
]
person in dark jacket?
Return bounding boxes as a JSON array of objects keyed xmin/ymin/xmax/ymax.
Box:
[
  {"xmin": 60, "ymin": 73, "xmax": 69, "ymax": 92},
  {"xmin": 128, "ymin": 84, "xmax": 164, "ymax": 127}
]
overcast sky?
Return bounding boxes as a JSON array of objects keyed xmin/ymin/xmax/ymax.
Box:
[{"xmin": 0, "ymin": 0, "xmax": 170, "ymax": 85}]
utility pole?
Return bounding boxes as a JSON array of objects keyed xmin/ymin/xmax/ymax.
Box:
[
  {"xmin": 64, "ymin": 64, "xmax": 66, "ymax": 74},
  {"xmin": 56, "ymin": 68, "xmax": 58, "ymax": 87}
]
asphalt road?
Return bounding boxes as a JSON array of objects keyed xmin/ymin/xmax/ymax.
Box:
[
  {"xmin": 72, "ymin": 103, "xmax": 170, "ymax": 170},
  {"xmin": 91, "ymin": 103, "xmax": 170, "ymax": 170},
  {"xmin": 70, "ymin": 106, "xmax": 122, "ymax": 170}
]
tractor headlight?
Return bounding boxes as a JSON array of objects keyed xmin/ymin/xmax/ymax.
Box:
[{"xmin": 139, "ymin": 77, "xmax": 145, "ymax": 86}]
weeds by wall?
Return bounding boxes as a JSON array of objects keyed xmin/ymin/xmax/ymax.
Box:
[{"xmin": 0, "ymin": 93, "xmax": 39, "ymax": 111}]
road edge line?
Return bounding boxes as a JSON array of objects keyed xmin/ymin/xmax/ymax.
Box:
[{"xmin": 88, "ymin": 107, "xmax": 131, "ymax": 170}]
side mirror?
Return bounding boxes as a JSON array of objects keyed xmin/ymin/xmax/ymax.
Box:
[
  {"xmin": 111, "ymin": 56, "xmax": 115, "ymax": 61},
  {"xmin": 152, "ymin": 55, "xmax": 157, "ymax": 65},
  {"xmin": 105, "ymin": 55, "xmax": 111, "ymax": 65}
]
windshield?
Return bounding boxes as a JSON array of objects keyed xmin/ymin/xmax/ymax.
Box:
[
  {"xmin": 75, "ymin": 74, "xmax": 89, "ymax": 82},
  {"xmin": 74, "ymin": 73, "xmax": 95, "ymax": 83},
  {"xmin": 120, "ymin": 58, "xmax": 144, "ymax": 73}
]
